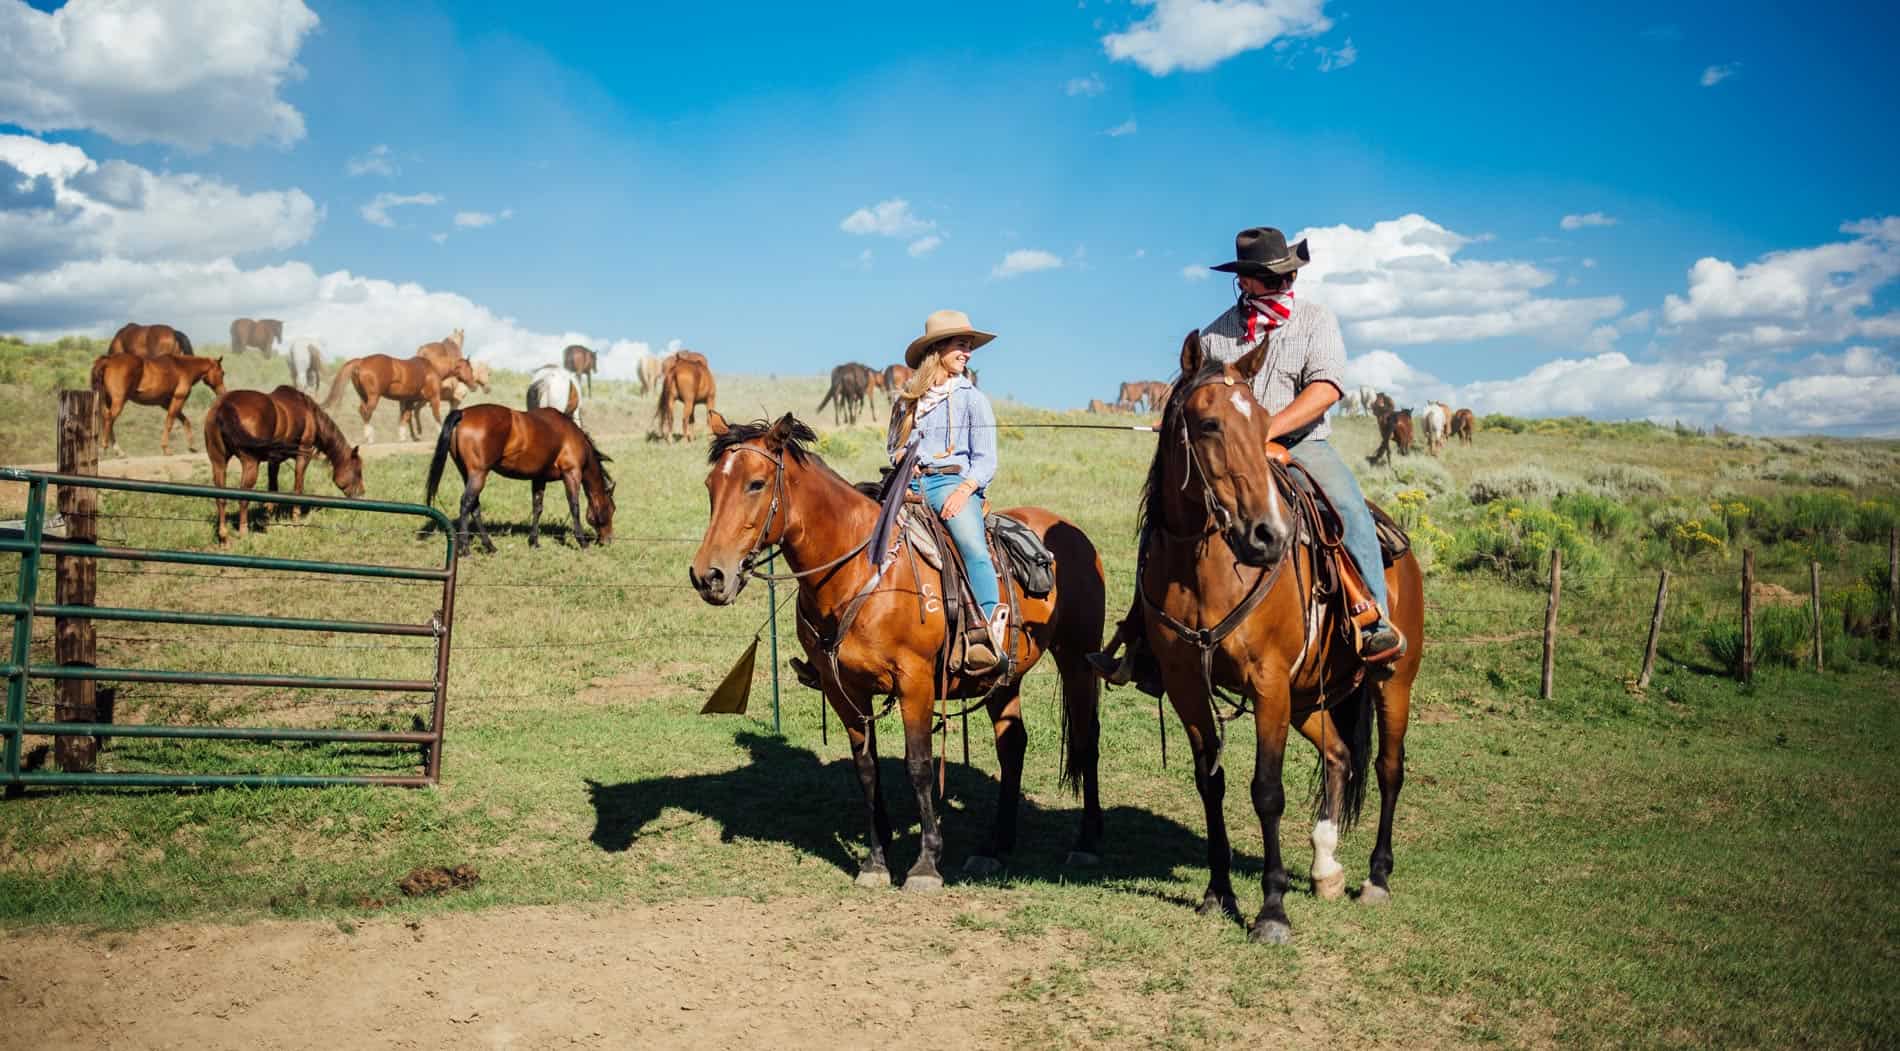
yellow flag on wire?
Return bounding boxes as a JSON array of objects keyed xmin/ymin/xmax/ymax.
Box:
[{"xmin": 700, "ymin": 636, "xmax": 759, "ymax": 715}]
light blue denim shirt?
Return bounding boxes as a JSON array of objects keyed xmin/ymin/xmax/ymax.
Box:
[{"xmin": 886, "ymin": 377, "xmax": 999, "ymax": 490}]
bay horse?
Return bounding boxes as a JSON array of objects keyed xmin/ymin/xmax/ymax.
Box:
[
  {"xmin": 1450, "ymin": 408, "xmax": 1476, "ymax": 445},
  {"xmin": 527, "ymin": 365, "xmax": 584, "ymax": 427},
  {"xmin": 655, "ymin": 350, "xmax": 716, "ymax": 443},
  {"xmin": 324, "ymin": 354, "xmax": 477, "ymax": 444},
  {"xmin": 1368, "ymin": 392, "xmax": 1395, "ymax": 422},
  {"xmin": 1138, "ymin": 332, "xmax": 1423, "ymax": 944},
  {"xmin": 564, "ymin": 344, "xmax": 599, "ymax": 397},
  {"xmin": 689, "ymin": 412, "xmax": 1105, "ymax": 891},
  {"xmin": 205, "ymin": 386, "xmax": 364, "ymax": 543},
  {"xmin": 108, "ymin": 322, "xmax": 193, "ymax": 358},
  {"xmin": 425, "ymin": 405, "xmax": 616, "ymax": 553},
  {"xmin": 229, "ymin": 318, "xmax": 283, "ymax": 355},
  {"xmin": 90, "ymin": 353, "xmax": 226, "ymax": 455},
  {"xmin": 816, "ymin": 363, "xmax": 873, "ymax": 425},
  {"xmin": 1368, "ymin": 409, "xmax": 1414, "ymax": 466}
]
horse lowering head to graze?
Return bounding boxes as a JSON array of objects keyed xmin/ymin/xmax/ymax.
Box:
[
  {"xmin": 108, "ymin": 322, "xmax": 194, "ymax": 359},
  {"xmin": 816, "ymin": 362, "xmax": 874, "ymax": 425},
  {"xmin": 564, "ymin": 343, "xmax": 600, "ymax": 396},
  {"xmin": 654, "ymin": 351, "xmax": 717, "ymax": 442},
  {"xmin": 229, "ymin": 318, "xmax": 283, "ymax": 355},
  {"xmin": 688, "ymin": 410, "xmax": 1105, "ymax": 890},
  {"xmin": 204, "ymin": 386, "xmax": 363, "ymax": 543},
  {"xmin": 426, "ymin": 404, "xmax": 615, "ymax": 553},
  {"xmin": 1368, "ymin": 409, "xmax": 1414, "ymax": 466},
  {"xmin": 1137, "ymin": 329, "xmax": 1424, "ymax": 941},
  {"xmin": 1450, "ymin": 408, "xmax": 1476, "ymax": 445},
  {"xmin": 90, "ymin": 353, "xmax": 225, "ymax": 455},
  {"xmin": 441, "ymin": 360, "xmax": 493, "ymax": 411}
]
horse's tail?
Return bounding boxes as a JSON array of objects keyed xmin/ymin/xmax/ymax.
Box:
[
  {"xmin": 424, "ymin": 408, "xmax": 464, "ymax": 508},
  {"xmin": 89, "ymin": 355, "xmax": 109, "ymax": 393},
  {"xmin": 174, "ymin": 328, "xmax": 194, "ymax": 356},
  {"xmin": 1049, "ymin": 524, "xmax": 1106, "ymax": 797},
  {"xmin": 1318, "ymin": 678, "xmax": 1376, "ymax": 833},
  {"xmin": 322, "ymin": 358, "xmax": 357, "ymax": 408}
]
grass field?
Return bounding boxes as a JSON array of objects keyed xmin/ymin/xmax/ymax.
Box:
[{"xmin": 2, "ymin": 336, "xmax": 1898, "ymax": 1047}]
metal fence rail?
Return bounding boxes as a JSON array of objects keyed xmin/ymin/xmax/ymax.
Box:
[{"xmin": 0, "ymin": 466, "xmax": 459, "ymax": 789}]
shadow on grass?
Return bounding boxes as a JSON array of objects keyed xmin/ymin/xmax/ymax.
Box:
[{"xmin": 586, "ymin": 729, "xmax": 1229, "ymax": 895}]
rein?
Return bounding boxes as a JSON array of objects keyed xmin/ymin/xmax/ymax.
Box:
[{"xmin": 722, "ymin": 444, "xmax": 870, "ymax": 583}]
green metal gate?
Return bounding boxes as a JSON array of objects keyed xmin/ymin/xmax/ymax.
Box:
[{"xmin": 1, "ymin": 467, "xmax": 459, "ymax": 789}]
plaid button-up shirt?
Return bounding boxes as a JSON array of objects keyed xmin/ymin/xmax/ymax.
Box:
[{"xmin": 1199, "ymin": 296, "xmax": 1348, "ymax": 444}]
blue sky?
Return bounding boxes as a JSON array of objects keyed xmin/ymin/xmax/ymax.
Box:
[{"xmin": 3, "ymin": 0, "xmax": 1898, "ymax": 432}]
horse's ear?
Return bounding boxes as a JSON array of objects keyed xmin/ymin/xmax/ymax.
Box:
[
  {"xmin": 765, "ymin": 412, "xmax": 798, "ymax": 449},
  {"xmin": 1234, "ymin": 338, "xmax": 1269, "ymax": 381},
  {"xmin": 707, "ymin": 411, "xmax": 730, "ymax": 437},
  {"xmin": 1178, "ymin": 330, "xmax": 1203, "ymax": 376}
]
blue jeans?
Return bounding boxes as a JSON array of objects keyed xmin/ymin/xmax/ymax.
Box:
[
  {"xmin": 913, "ymin": 473, "xmax": 1000, "ymax": 618},
  {"xmin": 1289, "ymin": 439, "xmax": 1390, "ymax": 622}
]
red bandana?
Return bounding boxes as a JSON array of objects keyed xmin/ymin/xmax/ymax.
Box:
[{"xmin": 1244, "ymin": 290, "xmax": 1294, "ymax": 343}]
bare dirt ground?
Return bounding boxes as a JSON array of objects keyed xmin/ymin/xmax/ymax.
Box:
[{"xmin": 0, "ymin": 894, "xmax": 1227, "ymax": 1051}]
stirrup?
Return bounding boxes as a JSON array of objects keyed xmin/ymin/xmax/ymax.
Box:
[
  {"xmin": 1086, "ymin": 649, "xmax": 1135, "ymax": 686},
  {"xmin": 1359, "ymin": 623, "xmax": 1407, "ymax": 666}
]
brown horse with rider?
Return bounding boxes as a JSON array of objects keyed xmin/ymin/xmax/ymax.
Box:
[{"xmin": 204, "ymin": 386, "xmax": 364, "ymax": 543}]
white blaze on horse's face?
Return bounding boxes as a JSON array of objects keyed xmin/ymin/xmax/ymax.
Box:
[
  {"xmin": 720, "ymin": 450, "xmax": 738, "ymax": 477},
  {"xmin": 1230, "ymin": 391, "xmax": 1252, "ymax": 419}
]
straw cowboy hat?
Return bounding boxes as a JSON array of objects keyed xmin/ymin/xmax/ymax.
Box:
[
  {"xmin": 905, "ymin": 309, "xmax": 996, "ymax": 369},
  {"xmin": 1210, "ymin": 226, "xmax": 1311, "ymax": 277}
]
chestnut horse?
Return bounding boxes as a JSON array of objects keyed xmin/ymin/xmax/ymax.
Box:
[
  {"xmin": 1137, "ymin": 332, "xmax": 1423, "ymax": 943},
  {"xmin": 689, "ymin": 412, "xmax": 1105, "ymax": 891},
  {"xmin": 881, "ymin": 363, "xmax": 913, "ymax": 394},
  {"xmin": 205, "ymin": 386, "xmax": 364, "ymax": 543},
  {"xmin": 90, "ymin": 353, "xmax": 226, "ymax": 455},
  {"xmin": 415, "ymin": 329, "xmax": 466, "ymax": 375},
  {"xmin": 1450, "ymin": 408, "xmax": 1476, "ymax": 445},
  {"xmin": 654, "ymin": 350, "xmax": 717, "ymax": 443},
  {"xmin": 229, "ymin": 318, "xmax": 283, "ymax": 355},
  {"xmin": 425, "ymin": 405, "xmax": 616, "ymax": 553},
  {"xmin": 1368, "ymin": 409, "xmax": 1414, "ymax": 466},
  {"xmin": 442, "ymin": 361, "xmax": 492, "ymax": 410},
  {"xmin": 564, "ymin": 343, "xmax": 599, "ymax": 397},
  {"xmin": 323, "ymin": 353, "xmax": 476, "ymax": 444},
  {"xmin": 108, "ymin": 322, "xmax": 193, "ymax": 358}
]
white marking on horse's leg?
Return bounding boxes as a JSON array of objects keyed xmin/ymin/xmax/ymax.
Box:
[
  {"xmin": 1230, "ymin": 391, "xmax": 1252, "ymax": 418},
  {"xmin": 1311, "ymin": 818, "xmax": 1342, "ymax": 880}
]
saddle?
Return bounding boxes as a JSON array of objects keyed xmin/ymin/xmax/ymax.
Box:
[
  {"xmin": 895, "ymin": 494, "xmax": 1054, "ymax": 677},
  {"xmin": 1266, "ymin": 442, "xmax": 1410, "ymax": 653}
]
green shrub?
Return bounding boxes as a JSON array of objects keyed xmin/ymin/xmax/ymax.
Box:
[
  {"xmin": 1468, "ymin": 465, "xmax": 1584, "ymax": 505},
  {"xmin": 1448, "ymin": 500, "xmax": 1603, "ymax": 585},
  {"xmin": 1585, "ymin": 463, "xmax": 1667, "ymax": 495},
  {"xmin": 1481, "ymin": 413, "xmax": 1528, "ymax": 434},
  {"xmin": 1852, "ymin": 499, "xmax": 1898, "ymax": 541},
  {"xmin": 1752, "ymin": 492, "xmax": 1857, "ymax": 543},
  {"xmin": 1553, "ymin": 491, "xmax": 1635, "ymax": 538},
  {"xmin": 1648, "ymin": 505, "xmax": 1728, "ymax": 561},
  {"xmin": 1704, "ymin": 604, "xmax": 1840, "ymax": 674},
  {"xmin": 1365, "ymin": 456, "xmax": 1454, "ymax": 500}
]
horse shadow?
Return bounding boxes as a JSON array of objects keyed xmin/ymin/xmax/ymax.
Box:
[{"xmin": 585, "ymin": 729, "xmax": 1230, "ymax": 896}]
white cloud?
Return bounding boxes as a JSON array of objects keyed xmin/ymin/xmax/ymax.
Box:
[
  {"xmin": 1560, "ymin": 212, "xmax": 1618, "ymax": 231},
  {"xmin": 1660, "ymin": 217, "xmax": 1900, "ymax": 349},
  {"xmin": 1103, "ymin": 0, "xmax": 1332, "ymax": 75},
  {"xmin": 453, "ymin": 208, "xmax": 513, "ymax": 229},
  {"xmin": 1701, "ymin": 63, "xmax": 1740, "ymax": 87},
  {"xmin": 840, "ymin": 198, "xmax": 935, "ymax": 238},
  {"xmin": 361, "ymin": 192, "xmax": 443, "ymax": 228},
  {"xmin": 0, "ymin": 133, "xmax": 319, "ymax": 277},
  {"xmin": 907, "ymin": 234, "xmax": 942, "ymax": 257},
  {"xmin": 430, "ymin": 232, "xmax": 447, "ymax": 245},
  {"xmin": 1181, "ymin": 264, "xmax": 1211, "ymax": 280},
  {"xmin": 0, "ymin": 0, "xmax": 320, "ymax": 150},
  {"xmin": 1316, "ymin": 37, "xmax": 1356, "ymax": 71},
  {"xmin": 1065, "ymin": 73, "xmax": 1107, "ymax": 96},
  {"xmin": 346, "ymin": 145, "xmax": 396, "ymax": 177},
  {"xmin": 991, "ymin": 249, "xmax": 1063, "ymax": 279},
  {"xmin": 1581, "ymin": 257, "xmax": 1597, "ymax": 268},
  {"xmin": 1105, "ymin": 118, "xmax": 1138, "ymax": 137},
  {"xmin": 1290, "ymin": 213, "xmax": 1624, "ymax": 346}
]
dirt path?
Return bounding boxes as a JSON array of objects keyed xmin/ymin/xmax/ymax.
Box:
[{"xmin": 0, "ymin": 894, "xmax": 1205, "ymax": 1050}]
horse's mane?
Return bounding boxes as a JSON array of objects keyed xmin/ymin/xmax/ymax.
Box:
[
  {"xmin": 707, "ymin": 418, "xmax": 818, "ymax": 464},
  {"xmin": 1136, "ymin": 358, "xmax": 1224, "ymax": 539},
  {"xmin": 577, "ymin": 423, "xmax": 614, "ymax": 486},
  {"xmin": 309, "ymin": 400, "xmax": 350, "ymax": 461}
]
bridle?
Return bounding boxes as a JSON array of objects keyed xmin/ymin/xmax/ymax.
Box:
[{"xmin": 717, "ymin": 442, "xmax": 869, "ymax": 584}]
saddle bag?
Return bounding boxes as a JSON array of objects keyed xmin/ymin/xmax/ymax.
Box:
[{"xmin": 987, "ymin": 514, "xmax": 1055, "ymax": 596}]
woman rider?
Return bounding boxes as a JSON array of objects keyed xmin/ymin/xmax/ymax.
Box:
[{"xmin": 887, "ymin": 309, "xmax": 1010, "ymax": 668}]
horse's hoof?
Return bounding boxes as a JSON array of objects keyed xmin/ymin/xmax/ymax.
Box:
[
  {"xmin": 1196, "ymin": 893, "xmax": 1236, "ymax": 918},
  {"xmin": 854, "ymin": 867, "xmax": 891, "ymax": 889},
  {"xmin": 902, "ymin": 873, "xmax": 944, "ymax": 894},
  {"xmin": 1314, "ymin": 869, "xmax": 1346, "ymax": 901},
  {"xmin": 1358, "ymin": 882, "xmax": 1391, "ymax": 906},
  {"xmin": 963, "ymin": 855, "xmax": 1003, "ymax": 877},
  {"xmin": 1065, "ymin": 850, "xmax": 1100, "ymax": 867},
  {"xmin": 1249, "ymin": 919, "xmax": 1293, "ymax": 946}
]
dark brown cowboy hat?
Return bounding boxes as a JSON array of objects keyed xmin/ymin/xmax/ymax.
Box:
[{"xmin": 1210, "ymin": 226, "xmax": 1310, "ymax": 277}]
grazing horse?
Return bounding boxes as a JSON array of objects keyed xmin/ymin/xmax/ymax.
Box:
[
  {"xmin": 527, "ymin": 365, "xmax": 585, "ymax": 427},
  {"xmin": 564, "ymin": 343, "xmax": 599, "ymax": 397},
  {"xmin": 286, "ymin": 337, "xmax": 323, "ymax": 392},
  {"xmin": 816, "ymin": 362, "xmax": 874, "ymax": 425},
  {"xmin": 90, "ymin": 353, "xmax": 226, "ymax": 455},
  {"xmin": 881, "ymin": 363, "xmax": 913, "ymax": 395},
  {"xmin": 425, "ymin": 405, "xmax": 616, "ymax": 553},
  {"xmin": 324, "ymin": 353, "xmax": 476, "ymax": 444},
  {"xmin": 1450, "ymin": 408, "xmax": 1476, "ymax": 445},
  {"xmin": 442, "ymin": 361, "xmax": 492, "ymax": 411},
  {"xmin": 689, "ymin": 412, "xmax": 1105, "ymax": 889},
  {"xmin": 654, "ymin": 350, "xmax": 717, "ymax": 443},
  {"xmin": 1368, "ymin": 409, "xmax": 1414, "ymax": 466},
  {"xmin": 229, "ymin": 318, "xmax": 283, "ymax": 355},
  {"xmin": 107, "ymin": 322, "xmax": 193, "ymax": 359},
  {"xmin": 205, "ymin": 386, "xmax": 364, "ymax": 543},
  {"xmin": 1419, "ymin": 402, "xmax": 1449, "ymax": 455},
  {"xmin": 1139, "ymin": 332, "xmax": 1423, "ymax": 943}
]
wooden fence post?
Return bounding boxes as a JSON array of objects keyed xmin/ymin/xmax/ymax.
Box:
[
  {"xmin": 55, "ymin": 390, "xmax": 100, "ymax": 772},
  {"xmin": 1540, "ymin": 548, "xmax": 1561, "ymax": 700},
  {"xmin": 1637, "ymin": 569, "xmax": 1669, "ymax": 689},
  {"xmin": 1810, "ymin": 561, "xmax": 1823, "ymax": 673},
  {"xmin": 1740, "ymin": 548, "xmax": 1755, "ymax": 685}
]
